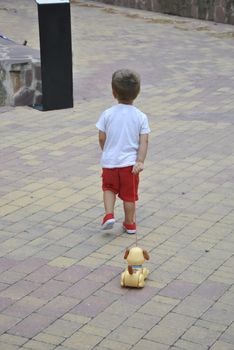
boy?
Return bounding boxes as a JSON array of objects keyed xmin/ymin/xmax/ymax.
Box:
[{"xmin": 96, "ymin": 69, "xmax": 150, "ymax": 234}]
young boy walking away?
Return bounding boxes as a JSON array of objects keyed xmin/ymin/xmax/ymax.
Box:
[{"xmin": 96, "ymin": 69, "xmax": 150, "ymax": 234}]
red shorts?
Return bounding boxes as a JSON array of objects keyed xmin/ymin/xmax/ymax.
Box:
[{"xmin": 102, "ymin": 166, "xmax": 139, "ymax": 202}]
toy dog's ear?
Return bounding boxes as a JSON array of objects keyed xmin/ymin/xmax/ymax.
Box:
[
  {"xmin": 124, "ymin": 249, "xmax": 130, "ymax": 259},
  {"xmin": 128, "ymin": 265, "xmax": 133, "ymax": 275},
  {"xmin": 143, "ymin": 250, "xmax": 150, "ymax": 260}
]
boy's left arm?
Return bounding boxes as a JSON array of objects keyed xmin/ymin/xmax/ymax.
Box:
[
  {"xmin": 132, "ymin": 134, "xmax": 149, "ymax": 174},
  {"xmin": 98, "ymin": 130, "xmax": 106, "ymax": 150}
]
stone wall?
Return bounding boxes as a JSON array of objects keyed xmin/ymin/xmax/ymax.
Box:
[
  {"xmin": 92, "ymin": 0, "xmax": 234, "ymax": 24},
  {"xmin": 0, "ymin": 37, "xmax": 42, "ymax": 107}
]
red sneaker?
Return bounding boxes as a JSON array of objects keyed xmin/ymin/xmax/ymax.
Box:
[
  {"xmin": 123, "ymin": 222, "xmax": 136, "ymax": 234},
  {"xmin": 102, "ymin": 213, "xmax": 115, "ymax": 230}
]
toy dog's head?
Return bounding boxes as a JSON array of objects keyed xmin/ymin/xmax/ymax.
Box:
[{"xmin": 124, "ymin": 247, "xmax": 150, "ymax": 274}]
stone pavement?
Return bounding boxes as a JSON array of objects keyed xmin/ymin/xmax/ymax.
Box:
[{"xmin": 0, "ymin": 1, "xmax": 234, "ymax": 349}]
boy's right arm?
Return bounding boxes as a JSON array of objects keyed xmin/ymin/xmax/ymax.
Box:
[
  {"xmin": 132, "ymin": 133, "xmax": 149, "ymax": 174},
  {"xmin": 98, "ymin": 130, "xmax": 106, "ymax": 150}
]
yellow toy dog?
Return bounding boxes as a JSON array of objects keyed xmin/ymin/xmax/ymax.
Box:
[{"xmin": 121, "ymin": 246, "xmax": 150, "ymax": 288}]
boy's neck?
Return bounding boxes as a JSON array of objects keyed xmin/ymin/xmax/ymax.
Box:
[{"xmin": 118, "ymin": 100, "xmax": 134, "ymax": 105}]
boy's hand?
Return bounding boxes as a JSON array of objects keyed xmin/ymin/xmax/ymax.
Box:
[{"xmin": 132, "ymin": 162, "xmax": 144, "ymax": 174}]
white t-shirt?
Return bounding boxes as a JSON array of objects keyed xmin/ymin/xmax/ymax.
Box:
[{"xmin": 96, "ymin": 104, "xmax": 150, "ymax": 168}]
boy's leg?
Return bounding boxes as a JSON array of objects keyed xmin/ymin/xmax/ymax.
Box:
[
  {"xmin": 102, "ymin": 190, "xmax": 116, "ymax": 229},
  {"xmin": 104, "ymin": 190, "xmax": 116, "ymax": 215},
  {"xmin": 123, "ymin": 201, "xmax": 135, "ymax": 224},
  {"xmin": 119, "ymin": 167, "xmax": 138, "ymax": 234},
  {"xmin": 123, "ymin": 200, "xmax": 136, "ymax": 233},
  {"xmin": 101, "ymin": 167, "xmax": 118, "ymax": 229}
]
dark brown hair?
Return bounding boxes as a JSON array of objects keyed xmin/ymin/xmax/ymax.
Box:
[{"xmin": 112, "ymin": 69, "xmax": 140, "ymax": 101}]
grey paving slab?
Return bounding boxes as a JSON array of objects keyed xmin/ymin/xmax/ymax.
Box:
[{"xmin": 0, "ymin": 0, "xmax": 234, "ymax": 349}]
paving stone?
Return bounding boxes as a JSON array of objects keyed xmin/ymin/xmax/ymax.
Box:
[
  {"xmin": 195, "ymin": 319, "xmax": 227, "ymax": 333},
  {"xmin": 3, "ymin": 297, "xmax": 45, "ymax": 318},
  {"xmin": 62, "ymin": 279, "xmax": 103, "ymax": 300},
  {"xmin": 25, "ymin": 265, "xmax": 63, "ymax": 284},
  {"xmin": 63, "ymin": 243, "xmax": 98, "ymax": 260},
  {"xmin": 121, "ymin": 286, "xmax": 159, "ymax": 306},
  {"xmin": 182, "ymin": 325, "xmax": 222, "ymax": 347},
  {"xmin": 0, "ymin": 342, "xmax": 20, "ymax": 350},
  {"xmin": 104, "ymin": 299, "xmax": 138, "ymax": 317},
  {"xmin": 7, "ymin": 313, "xmax": 55, "ymax": 338},
  {"xmin": 219, "ymin": 323, "xmax": 234, "ymax": 344},
  {"xmin": 48, "ymin": 257, "xmax": 77, "ymax": 268},
  {"xmin": 107, "ymin": 325, "xmax": 146, "ymax": 345},
  {"xmin": 152, "ymin": 295, "xmax": 180, "ymax": 305},
  {"xmin": 131, "ymin": 339, "xmax": 169, "ymax": 350},
  {"xmin": 139, "ymin": 300, "xmax": 175, "ymax": 317},
  {"xmin": 62, "ymin": 331, "xmax": 103, "ymax": 349},
  {"xmin": 179, "ymin": 269, "xmax": 209, "ymax": 284},
  {"xmin": 35, "ymin": 244, "xmax": 70, "ymax": 261},
  {"xmin": 93, "ymin": 288, "xmax": 120, "ymax": 303},
  {"xmin": 192, "ymin": 280, "xmax": 229, "ymax": 300},
  {"xmin": 71, "ymin": 294, "xmax": 114, "ymax": 318},
  {"xmin": 97, "ymin": 256, "xmax": 122, "ymax": 269},
  {"xmin": 159, "ymin": 280, "xmax": 198, "ymax": 299},
  {"xmin": 123, "ymin": 312, "xmax": 160, "ymax": 330},
  {"xmin": 44, "ymin": 227, "xmax": 73, "ymax": 241},
  {"xmin": 174, "ymin": 339, "xmax": 208, "ymax": 350},
  {"xmin": 159, "ymin": 312, "xmax": 195, "ymax": 330},
  {"xmin": 102, "ymin": 276, "xmax": 129, "ymax": 295},
  {"xmin": 97, "ymin": 339, "xmax": 132, "ymax": 350},
  {"xmin": 37, "ymin": 295, "xmax": 79, "ymax": 318},
  {"xmin": 55, "ymin": 233, "xmax": 89, "ymax": 248},
  {"xmin": 44, "ymin": 319, "xmax": 81, "ymax": 338},
  {"xmin": 33, "ymin": 333, "xmax": 64, "ymax": 346},
  {"xmin": 0, "ymin": 297, "xmax": 15, "ymax": 312},
  {"xmin": 210, "ymin": 340, "xmax": 234, "ymax": 350},
  {"xmin": 0, "ymin": 280, "xmax": 39, "ymax": 300},
  {"xmin": 201, "ymin": 303, "xmax": 234, "ymax": 326},
  {"xmin": 218, "ymin": 291, "xmax": 234, "ymax": 307},
  {"xmin": 49, "ymin": 210, "xmax": 79, "ymax": 224},
  {"xmin": 0, "ymin": 314, "xmax": 20, "ymax": 336},
  {"xmin": 90, "ymin": 312, "xmax": 127, "ymax": 331},
  {"xmin": 31, "ymin": 279, "xmax": 70, "ymax": 301},
  {"xmin": 144, "ymin": 324, "xmax": 186, "ymax": 345},
  {"xmin": 0, "ymin": 333, "xmax": 28, "ymax": 346},
  {"xmin": 86, "ymin": 265, "xmax": 122, "ymax": 283},
  {"xmin": 0, "ymin": 257, "xmax": 17, "ymax": 272},
  {"xmin": 81, "ymin": 324, "xmax": 111, "ymax": 338},
  {"xmin": 23, "ymin": 339, "xmax": 56, "ymax": 350},
  {"xmin": 62, "ymin": 313, "xmax": 90, "ymax": 325},
  {"xmin": 54, "ymin": 264, "xmax": 91, "ymax": 283},
  {"xmin": 174, "ymin": 295, "xmax": 214, "ymax": 318},
  {"xmin": 52, "ymin": 347, "xmax": 75, "ymax": 350}
]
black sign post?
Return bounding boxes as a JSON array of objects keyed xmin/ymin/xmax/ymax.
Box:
[{"xmin": 36, "ymin": 0, "xmax": 73, "ymax": 111}]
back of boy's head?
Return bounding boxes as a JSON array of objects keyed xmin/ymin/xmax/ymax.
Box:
[{"xmin": 112, "ymin": 69, "xmax": 140, "ymax": 102}]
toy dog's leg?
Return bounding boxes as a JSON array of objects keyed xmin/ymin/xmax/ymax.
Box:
[
  {"xmin": 138, "ymin": 274, "xmax": 145, "ymax": 288},
  {"xmin": 121, "ymin": 272, "xmax": 126, "ymax": 287},
  {"xmin": 143, "ymin": 268, "xmax": 149, "ymax": 279}
]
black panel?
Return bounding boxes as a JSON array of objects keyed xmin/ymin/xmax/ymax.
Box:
[{"xmin": 37, "ymin": 3, "xmax": 73, "ymax": 111}]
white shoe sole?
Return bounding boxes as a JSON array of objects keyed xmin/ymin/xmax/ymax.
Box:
[
  {"xmin": 102, "ymin": 219, "xmax": 115, "ymax": 230},
  {"xmin": 123, "ymin": 226, "xmax": 136, "ymax": 234}
]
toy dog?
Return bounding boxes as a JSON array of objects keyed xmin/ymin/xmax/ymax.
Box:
[{"xmin": 121, "ymin": 246, "xmax": 150, "ymax": 288}]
